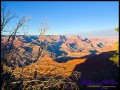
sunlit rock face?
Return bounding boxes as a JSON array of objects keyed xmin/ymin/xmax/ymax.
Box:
[{"xmin": 2, "ymin": 35, "xmax": 118, "ymax": 63}]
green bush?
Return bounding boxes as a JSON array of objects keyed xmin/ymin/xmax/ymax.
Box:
[{"xmin": 110, "ymin": 27, "xmax": 119, "ymax": 67}]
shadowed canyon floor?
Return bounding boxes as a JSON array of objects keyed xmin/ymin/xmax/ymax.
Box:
[{"xmin": 2, "ymin": 35, "xmax": 119, "ymax": 90}]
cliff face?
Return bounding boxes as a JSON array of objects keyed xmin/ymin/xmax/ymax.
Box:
[{"xmin": 2, "ymin": 35, "xmax": 118, "ymax": 62}]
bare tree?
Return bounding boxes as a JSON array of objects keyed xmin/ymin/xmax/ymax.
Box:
[
  {"xmin": 1, "ymin": 4, "xmax": 15, "ymax": 32},
  {"xmin": 1, "ymin": 5, "xmax": 80, "ymax": 90},
  {"xmin": 1, "ymin": 4, "xmax": 30, "ymax": 90}
]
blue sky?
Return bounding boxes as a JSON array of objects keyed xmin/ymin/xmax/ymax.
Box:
[{"xmin": 2, "ymin": 1, "xmax": 119, "ymax": 37}]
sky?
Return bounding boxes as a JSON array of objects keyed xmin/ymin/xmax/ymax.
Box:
[{"xmin": 1, "ymin": 1, "xmax": 119, "ymax": 37}]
